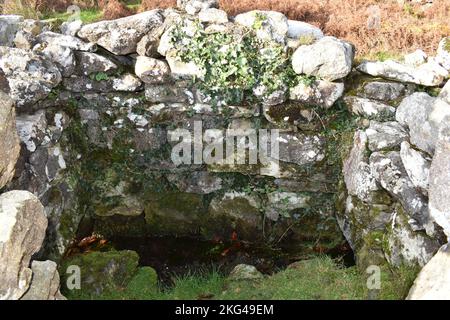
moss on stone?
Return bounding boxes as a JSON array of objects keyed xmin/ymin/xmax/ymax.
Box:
[{"xmin": 60, "ymin": 250, "xmax": 140, "ymax": 299}]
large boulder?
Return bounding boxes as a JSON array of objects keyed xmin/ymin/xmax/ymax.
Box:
[
  {"xmin": 198, "ymin": 8, "xmax": 228, "ymax": 24},
  {"xmin": 365, "ymin": 121, "xmax": 408, "ymax": 152},
  {"xmin": 292, "ymin": 36, "xmax": 354, "ymax": 81},
  {"xmin": 289, "ymin": 80, "xmax": 344, "ymax": 109},
  {"xmin": 343, "ymin": 131, "xmax": 379, "ymax": 202},
  {"xmin": 177, "ymin": 0, "xmax": 218, "ymax": 15},
  {"xmin": 385, "ymin": 208, "xmax": 440, "ymax": 267},
  {"xmin": 0, "ymin": 91, "xmax": 20, "ymax": 189},
  {"xmin": 234, "ymin": 10, "xmax": 288, "ymax": 44},
  {"xmin": 369, "ymin": 151, "xmax": 432, "ymax": 233},
  {"xmin": 361, "ymin": 81, "xmax": 408, "ymax": 102},
  {"xmin": 396, "ymin": 92, "xmax": 450, "ymax": 155},
  {"xmin": 36, "ymin": 31, "xmax": 96, "ymax": 52},
  {"xmin": 357, "ymin": 60, "xmax": 448, "ymax": 87},
  {"xmin": 428, "ymin": 118, "xmax": 450, "ymax": 239},
  {"xmin": 77, "ymin": 10, "xmax": 164, "ymax": 55},
  {"xmin": 36, "ymin": 42, "xmax": 76, "ymax": 77},
  {"xmin": 21, "ymin": 260, "xmax": 65, "ymax": 300},
  {"xmin": 0, "ymin": 191, "xmax": 47, "ymax": 300},
  {"xmin": 135, "ymin": 56, "xmax": 171, "ymax": 84},
  {"xmin": 400, "ymin": 141, "xmax": 431, "ymax": 195},
  {"xmin": 287, "ymin": 20, "xmax": 323, "ymax": 40},
  {"xmin": 0, "ymin": 47, "xmax": 62, "ymax": 107},
  {"xmin": 74, "ymin": 51, "xmax": 118, "ymax": 76},
  {"xmin": 0, "ymin": 15, "xmax": 23, "ymax": 46},
  {"xmin": 15, "ymin": 110, "xmax": 48, "ymax": 153},
  {"xmin": 407, "ymin": 244, "xmax": 450, "ymax": 300},
  {"xmin": 344, "ymin": 96, "xmax": 396, "ymax": 120}
]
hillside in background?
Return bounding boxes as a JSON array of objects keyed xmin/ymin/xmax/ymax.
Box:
[{"xmin": 1, "ymin": 0, "xmax": 449, "ymax": 58}]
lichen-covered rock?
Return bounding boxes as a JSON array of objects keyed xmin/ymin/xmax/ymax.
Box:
[
  {"xmin": 344, "ymin": 96, "xmax": 396, "ymax": 120},
  {"xmin": 0, "ymin": 47, "xmax": 62, "ymax": 107},
  {"xmin": 0, "ymin": 15, "xmax": 24, "ymax": 46},
  {"xmin": 145, "ymin": 84, "xmax": 194, "ymax": 103},
  {"xmin": 407, "ymin": 244, "xmax": 450, "ymax": 300},
  {"xmin": 343, "ymin": 131, "xmax": 379, "ymax": 202},
  {"xmin": 13, "ymin": 30, "xmax": 36, "ymax": 50},
  {"xmin": 234, "ymin": 10, "xmax": 288, "ymax": 44},
  {"xmin": 94, "ymin": 180, "xmax": 144, "ymax": 218},
  {"xmin": 74, "ymin": 51, "xmax": 118, "ymax": 76},
  {"xmin": 21, "ymin": 260, "xmax": 65, "ymax": 300},
  {"xmin": 166, "ymin": 171, "xmax": 222, "ymax": 194},
  {"xmin": 0, "ymin": 91, "xmax": 20, "ymax": 189},
  {"xmin": 36, "ymin": 31, "xmax": 96, "ymax": 52},
  {"xmin": 428, "ymin": 118, "xmax": 450, "ymax": 239},
  {"xmin": 198, "ymin": 8, "xmax": 228, "ymax": 24},
  {"xmin": 265, "ymin": 191, "xmax": 310, "ymax": 221},
  {"xmin": 396, "ymin": 92, "xmax": 450, "ymax": 155},
  {"xmin": 436, "ymin": 37, "xmax": 450, "ymax": 71},
  {"xmin": 365, "ymin": 121, "xmax": 408, "ymax": 152},
  {"xmin": 369, "ymin": 151, "xmax": 432, "ymax": 233},
  {"xmin": 292, "ymin": 36, "xmax": 354, "ymax": 81},
  {"xmin": 361, "ymin": 81, "xmax": 409, "ymax": 102},
  {"xmin": 287, "ymin": 20, "xmax": 323, "ymax": 40},
  {"xmin": 36, "ymin": 42, "xmax": 76, "ymax": 77},
  {"xmin": 259, "ymin": 87, "xmax": 287, "ymax": 107},
  {"xmin": 336, "ymin": 194, "xmax": 393, "ymax": 256},
  {"xmin": 209, "ymin": 191, "xmax": 261, "ymax": 233},
  {"xmin": 63, "ymin": 73, "xmax": 142, "ymax": 92},
  {"xmin": 400, "ymin": 141, "xmax": 431, "ymax": 195},
  {"xmin": 357, "ymin": 60, "xmax": 448, "ymax": 86},
  {"xmin": 290, "ymin": 80, "xmax": 344, "ymax": 109},
  {"xmin": 0, "ymin": 191, "xmax": 47, "ymax": 300},
  {"xmin": 15, "ymin": 110, "xmax": 48, "ymax": 153},
  {"xmin": 135, "ymin": 56, "xmax": 170, "ymax": 84},
  {"xmin": 136, "ymin": 34, "xmax": 159, "ymax": 57},
  {"xmin": 177, "ymin": 0, "xmax": 218, "ymax": 15},
  {"xmin": 60, "ymin": 20, "xmax": 82, "ymax": 37},
  {"xmin": 275, "ymin": 133, "xmax": 325, "ymax": 166},
  {"xmin": 21, "ymin": 19, "xmax": 42, "ymax": 35},
  {"xmin": 77, "ymin": 10, "xmax": 164, "ymax": 55},
  {"xmin": 165, "ymin": 50, "xmax": 204, "ymax": 79},
  {"xmin": 385, "ymin": 208, "xmax": 440, "ymax": 267},
  {"xmin": 228, "ymin": 264, "xmax": 264, "ymax": 281},
  {"xmin": 404, "ymin": 49, "xmax": 427, "ymax": 67}
]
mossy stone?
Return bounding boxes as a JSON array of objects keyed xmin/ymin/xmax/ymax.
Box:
[{"xmin": 60, "ymin": 250, "xmax": 140, "ymax": 299}]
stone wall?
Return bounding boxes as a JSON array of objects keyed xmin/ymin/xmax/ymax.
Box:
[{"xmin": 1, "ymin": 0, "xmax": 450, "ymax": 298}]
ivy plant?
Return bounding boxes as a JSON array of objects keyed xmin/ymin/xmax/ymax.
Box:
[{"xmin": 169, "ymin": 20, "xmax": 314, "ymax": 107}]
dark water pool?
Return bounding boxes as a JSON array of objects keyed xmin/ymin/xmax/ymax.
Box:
[{"xmin": 107, "ymin": 235, "xmax": 355, "ymax": 286}]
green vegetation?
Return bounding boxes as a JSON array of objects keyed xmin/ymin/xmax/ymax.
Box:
[
  {"xmin": 444, "ymin": 38, "xmax": 450, "ymax": 52},
  {"xmin": 42, "ymin": 8, "xmax": 103, "ymax": 24},
  {"xmin": 90, "ymin": 71, "xmax": 110, "ymax": 82},
  {"xmin": 170, "ymin": 20, "xmax": 313, "ymax": 106},
  {"xmin": 358, "ymin": 51, "xmax": 404, "ymax": 63},
  {"xmin": 61, "ymin": 254, "xmax": 416, "ymax": 300}
]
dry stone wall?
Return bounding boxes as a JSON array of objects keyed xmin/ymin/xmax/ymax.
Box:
[{"xmin": 0, "ymin": 0, "xmax": 450, "ymax": 299}]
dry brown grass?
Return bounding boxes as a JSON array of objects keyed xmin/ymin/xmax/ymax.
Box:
[
  {"xmin": 139, "ymin": 0, "xmax": 175, "ymax": 11},
  {"xmin": 2, "ymin": 0, "xmax": 448, "ymax": 56},
  {"xmin": 1, "ymin": 0, "xmax": 99, "ymax": 17},
  {"xmin": 102, "ymin": 0, "xmax": 132, "ymax": 20},
  {"xmin": 139, "ymin": 0, "xmax": 450, "ymax": 57}
]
